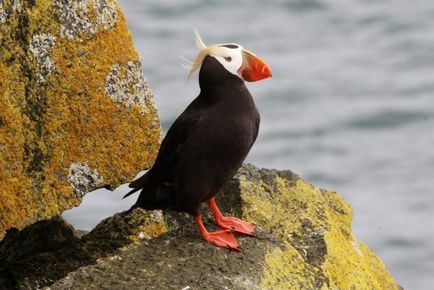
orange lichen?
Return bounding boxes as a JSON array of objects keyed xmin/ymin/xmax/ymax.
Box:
[
  {"xmin": 0, "ymin": 1, "xmax": 160, "ymax": 239},
  {"xmin": 0, "ymin": 62, "xmax": 31, "ymax": 235}
]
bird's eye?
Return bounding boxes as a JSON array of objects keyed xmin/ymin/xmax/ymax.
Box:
[{"xmin": 224, "ymin": 56, "xmax": 232, "ymax": 62}]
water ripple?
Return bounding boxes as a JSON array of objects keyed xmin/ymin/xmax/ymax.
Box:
[{"xmin": 343, "ymin": 110, "xmax": 432, "ymax": 130}]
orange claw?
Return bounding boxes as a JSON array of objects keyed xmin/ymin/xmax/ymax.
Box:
[
  {"xmin": 208, "ymin": 198, "xmax": 256, "ymax": 236},
  {"xmin": 195, "ymin": 215, "xmax": 240, "ymax": 251}
]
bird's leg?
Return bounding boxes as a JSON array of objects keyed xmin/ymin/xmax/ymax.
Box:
[
  {"xmin": 194, "ymin": 215, "xmax": 240, "ymax": 251},
  {"xmin": 208, "ymin": 198, "xmax": 256, "ymax": 236}
]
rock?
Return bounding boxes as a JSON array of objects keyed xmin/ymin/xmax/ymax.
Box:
[
  {"xmin": 0, "ymin": 209, "xmax": 165, "ymax": 289},
  {"xmin": 0, "ymin": 0, "xmax": 161, "ymax": 238},
  {"xmin": 0, "ymin": 164, "xmax": 400, "ymax": 289},
  {"xmin": 46, "ymin": 223, "xmax": 276, "ymax": 290},
  {"xmin": 225, "ymin": 164, "xmax": 399, "ymax": 289}
]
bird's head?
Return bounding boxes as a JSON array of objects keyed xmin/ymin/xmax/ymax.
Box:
[{"xmin": 188, "ymin": 32, "xmax": 272, "ymax": 84}]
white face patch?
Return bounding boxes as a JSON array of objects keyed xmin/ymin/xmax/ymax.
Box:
[{"xmin": 210, "ymin": 43, "xmax": 244, "ymax": 79}]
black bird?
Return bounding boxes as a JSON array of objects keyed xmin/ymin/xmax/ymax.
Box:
[{"xmin": 124, "ymin": 33, "xmax": 272, "ymax": 250}]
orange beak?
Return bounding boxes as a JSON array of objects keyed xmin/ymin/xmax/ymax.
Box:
[{"xmin": 240, "ymin": 50, "xmax": 272, "ymax": 82}]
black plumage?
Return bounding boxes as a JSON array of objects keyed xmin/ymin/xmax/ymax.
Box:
[{"xmin": 125, "ymin": 56, "xmax": 260, "ymax": 216}]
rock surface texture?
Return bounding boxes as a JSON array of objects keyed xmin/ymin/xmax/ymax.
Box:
[
  {"xmin": 0, "ymin": 0, "xmax": 160, "ymax": 238},
  {"xmin": 0, "ymin": 164, "xmax": 400, "ymax": 289}
]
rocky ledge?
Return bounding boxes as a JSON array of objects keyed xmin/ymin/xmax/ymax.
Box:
[{"xmin": 0, "ymin": 164, "xmax": 400, "ymax": 290}]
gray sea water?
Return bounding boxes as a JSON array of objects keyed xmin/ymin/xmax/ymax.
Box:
[{"xmin": 63, "ymin": 1, "xmax": 434, "ymax": 289}]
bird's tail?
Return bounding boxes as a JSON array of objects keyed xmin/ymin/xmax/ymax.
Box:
[
  {"xmin": 123, "ymin": 187, "xmax": 140, "ymax": 199},
  {"xmin": 124, "ymin": 170, "xmax": 151, "ymax": 199}
]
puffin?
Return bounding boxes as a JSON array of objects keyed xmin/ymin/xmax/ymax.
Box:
[{"xmin": 124, "ymin": 33, "xmax": 272, "ymax": 251}]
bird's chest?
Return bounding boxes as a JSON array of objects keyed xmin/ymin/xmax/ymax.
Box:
[{"xmin": 203, "ymin": 104, "xmax": 259, "ymax": 153}]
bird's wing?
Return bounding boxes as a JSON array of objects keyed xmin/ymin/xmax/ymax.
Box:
[{"xmin": 129, "ymin": 105, "xmax": 202, "ymax": 189}]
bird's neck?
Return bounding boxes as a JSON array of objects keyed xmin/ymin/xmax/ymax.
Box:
[
  {"xmin": 197, "ymin": 82, "xmax": 257, "ymax": 118},
  {"xmin": 199, "ymin": 74, "xmax": 244, "ymax": 89},
  {"xmin": 199, "ymin": 78, "xmax": 247, "ymax": 101}
]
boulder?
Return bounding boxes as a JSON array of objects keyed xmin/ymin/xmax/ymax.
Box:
[
  {"xmin": 0, "ymin": 164, "xmax": 400, "ymax": 289},
  {"xmin": 0, "ymin": 0, "xmax": 160, "ymax": 238},
  {"xmin": 0, "ymin": 209, "xmax": 166, "ymax": 289},
  {"xmin": 224, "ymin": 164, "xmax": 399, "ymax": 289}
]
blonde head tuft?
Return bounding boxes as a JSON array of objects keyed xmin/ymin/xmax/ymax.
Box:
[
  {"xmin": 194, "ymin": 29, "xmax": 207, "ymax": 50},
  {"xmin": 187, "ymin": 31, "xmax": 248, "ymax": 81},
  {"xmin": 187, "ymin": 31, "xmax": 228, "ymax": 80},
  {"xmin": 188, "ymin": 31, "xmax": 208, "ymax": 80}
]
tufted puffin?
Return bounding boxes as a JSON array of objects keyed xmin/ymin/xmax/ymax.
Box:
[{"xmin": 124, "ymin": 32, "xmax": 272, "ymax": 251}]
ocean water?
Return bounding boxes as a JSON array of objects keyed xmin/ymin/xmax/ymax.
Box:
[{"xmin": 63, "ymin": 1, "xmax": 434, "ymax": 289}]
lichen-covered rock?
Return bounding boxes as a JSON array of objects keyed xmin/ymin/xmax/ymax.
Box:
[
  {"xmin": 9, "ymin": 164, "xmax": 398, "ymax": 290},
  {"xmin": 229, "ymin": 164, "xmax": 399, "ymax": 289},
  {"xmin": 0, "ymin": 0, "xmax": 160, "ymax": 238},
  {"xmin": 0, "ymin": 209, "xmax": 166, "ymax": 289}
]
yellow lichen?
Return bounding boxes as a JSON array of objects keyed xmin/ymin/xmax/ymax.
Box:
[
  {"xmin": 262, "ymin": 244, "xmax": 329, "ymax": 290},
  {"xmin": 322, "ymin": 189, "xmax": 398, "ymax": 290},
  {"xmin": 128, "ymin": 222, "xmax": 167, "ymax": 243},
  {"xmin": 241, "ymin": 178, "xmax": 327, "ymax": 239},
  {"xmin": 237, "ymin": 173, "xmax": 398, "ymax": 289}
]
